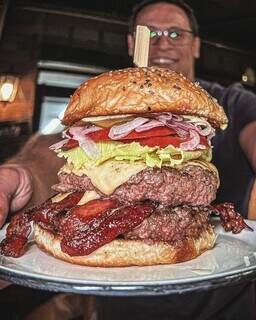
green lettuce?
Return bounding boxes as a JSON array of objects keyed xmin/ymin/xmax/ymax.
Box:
[{"xmin": 57, "ymin": 141, "xmax": 212, "ymax": 170}]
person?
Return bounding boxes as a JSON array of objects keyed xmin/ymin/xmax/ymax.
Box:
[
  {"xmin": 0, "ymin": 0, "xmax": 256, "ymax": 318},
  {"xmin": 95, "ymin": 2, "xmax": 256, "ymax": 319},
  {"xmin": 127, "ymin": 0, "xmax": 256, "ymax": 218}
]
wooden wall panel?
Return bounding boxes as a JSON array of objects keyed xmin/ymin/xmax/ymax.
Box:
[{"xmin": 0, "ymin": 69, "xmax": 37, "ymax": 123}]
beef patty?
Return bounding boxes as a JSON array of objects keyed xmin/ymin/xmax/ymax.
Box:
[
  {"xmin": 52, "ymin": 165, "xmax": 218, "ymax": 206},
  {"xmin": 124, "ymin": 204, "xmax": 212, "ymax": 243}
]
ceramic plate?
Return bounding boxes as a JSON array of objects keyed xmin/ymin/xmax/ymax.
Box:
[{"xmin": 1, "ymin": 219, "xmax": 256, "ymax": 296}]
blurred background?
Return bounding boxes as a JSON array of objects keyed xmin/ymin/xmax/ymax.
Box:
[{"xmin": 0, "ymin": 0, "xmax": 256, "ymax": 162}]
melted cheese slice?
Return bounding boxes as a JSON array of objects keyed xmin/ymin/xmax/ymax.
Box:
[
  {"xmin": 51, "ymin": 190, "xmax": 100, "ymax": 205},
  {"xmin": 61, "ymin": 160, "xmax": 147, "ymax": 195},
  {"xmin": 51, "ymin": 192, "xmax": 71, "ymax": 203},
  {"xmin": 77, "ymin": 190, "xmax": 100, "ymax": 205}
]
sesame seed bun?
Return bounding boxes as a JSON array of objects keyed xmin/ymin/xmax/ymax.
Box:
[{"xmin": 62, "ymin": 67, "xmax": 228, "ymax": 129}]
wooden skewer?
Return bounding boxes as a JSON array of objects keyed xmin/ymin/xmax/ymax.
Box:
[{"xmin": 133, "ymin": 25, "xmax": 150, "ymax": 67}]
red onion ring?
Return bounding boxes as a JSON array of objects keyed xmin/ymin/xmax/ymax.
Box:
[
  {"xmin": 135, "ymin": 120, "xmax": 164, "ymax": 132},
  {"xmin": 49, "ymin": 139, "xmax": 69, "ymax": 151},
  {"xmin": 65, "ymin": 125, "xmax": 102, "ymax": 139},
  {"xmin": 62, "ymin": 126, "xmax": 102, "ymax": 159},
  {"xmin": 51, "ymin": 114, "xmax": 214, "ymax": 154},
  {"xmin": 108, "ymin": 117, "xmax": 149, "ymax": 140},
  {"xmin": 79, "ymin": 137, "xmax": 100, "ymax": 160},
  {"xmin": 180, "ymin": 130, "xmax": 201, "ymax": 150}
]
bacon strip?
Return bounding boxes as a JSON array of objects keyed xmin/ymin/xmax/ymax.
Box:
[
  {"xmin": 60, "ymin": 198, "xmax": 119, "ymax": 240},
  {"xmin": 33, "ymin": 192, "xmax": 84, "ymax": 226},
  {"xmin": 1, "ymin": 196, "xmax": 251, "ymax": 259},
  {"xmin": 0, "ymin": 192, "xmax": 84, "ymax": 257},
  {"xmin": 61, "ymin": 202, "xmax": 156, "ymax": 256},
  {"xmin": 0, "ymin": 210, "xmax": 32, "ymax": 257},
  {"xmin": 212, "ymin": 203, "xmax": 253, "ymax": 234}
]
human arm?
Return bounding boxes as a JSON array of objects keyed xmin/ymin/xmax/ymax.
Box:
[
  {"xmin": 0, "ymin": 133, "xmax": 64, "ymax": 227},
  {"xmin": 239, "ymin": 121, "xmax": 256, "ymax": 219},
  {"xmin": 239, "ymin": 121, "xmax": 256, "ymax": 173}
]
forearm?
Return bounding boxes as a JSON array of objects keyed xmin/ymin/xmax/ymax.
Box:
[
  {"xmin": 239, "ymin": 121, "xmax": 256, "ymax": 173},
  {"xmin": 5, "ymin": 133, "xmax": 64, "ymax": 208}
]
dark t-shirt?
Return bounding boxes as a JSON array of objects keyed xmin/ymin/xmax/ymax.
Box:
[
  {"xmin": 98, "ymin": 282, "xmax": 256, "ymax": 320},
  {"xmin": 199, "ymin": 80, "xmax": 256, "ymax": 217},
  {"xmin": 98, "ymin": 81, "xmax": 256, "ymax": 320}
]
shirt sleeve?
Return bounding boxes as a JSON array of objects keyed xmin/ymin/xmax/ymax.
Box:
[
  {"xmin": 225, "ymin": 84, "xmax": 256, "ymax": 133},
  {"xmin": 198, "ymin": 80, "xmax": 256, "ymax": 133}
]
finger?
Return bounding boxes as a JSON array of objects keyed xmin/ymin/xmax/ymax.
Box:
[
  {"xmin": 0, "ymin": 192, "xmax": 10, "ymax": 228},
  {"xmin": 10, "ymin": 166, "xmax": 33, "ymax": 212},
  {"xmin": 0, "ymin": 165, "xmax": 33, "ymax": 218}
]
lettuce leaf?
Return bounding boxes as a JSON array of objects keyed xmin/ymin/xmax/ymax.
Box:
[{"xmin": 57, "ymin": 141, "xmax": 212, "ymax": 170}]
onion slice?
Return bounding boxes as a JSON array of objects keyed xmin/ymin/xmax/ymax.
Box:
[
  {"xmin": 180, "ymin": 130, "xmax": 201, "ymax": 151},
  {"xmin": 65, "ymin": 125, "xmax": 102, "ymax": 139},
  {"xmin": 109, "ymin": 117, "xmax": 149, "ymax": 140},
  {"xmin": 49, "ymin": 139, "xmax": 69, "ymax": 151},
  {"xmin": 182, "ymin": 116, "xmax": 214, "ymax": 137},
  {"xmin": 62, "ymin": 126, "xmax": 102, "ymax": 159},
  {"xmin": 50, "ymin": 113, "xmax": 214, "ymax": 154},
  {"xmin": 135, "ymin": 120, "xmax": 164, "ymax": 132},
  {"xmin": 79, "ymin": 137, "xmax": 101, "ymax": 160}
]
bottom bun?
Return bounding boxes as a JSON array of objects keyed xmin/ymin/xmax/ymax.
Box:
[{"xmin": 34, "ymin": 224, "xmax": 216, "ymax": 267}]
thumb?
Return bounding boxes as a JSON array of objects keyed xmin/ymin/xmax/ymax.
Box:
[
  {"xmin": 0, "ymin": 165, "xmax": 33, "ymax": 228},
  {"xmin": 0, "ymin": 192, "xmax": 10, "ymax": 228}
]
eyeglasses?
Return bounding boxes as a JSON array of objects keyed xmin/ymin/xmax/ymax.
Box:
[{"xmin": 148, "ymin": 28, "xmax": 194, "ymax": 46}]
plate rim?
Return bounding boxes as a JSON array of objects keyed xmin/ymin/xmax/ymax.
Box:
[{"xmin": 1, "ymin": 219, "xmax": 256, "ymax": 295}]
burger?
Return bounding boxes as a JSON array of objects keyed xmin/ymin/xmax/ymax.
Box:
[
  {"xmin": 32, "ymin": 66, "xmax": 230, "ymax": 267},
  {"xmin": 2, "ymin": 67, "xmax": 237, "ymax": 267}
]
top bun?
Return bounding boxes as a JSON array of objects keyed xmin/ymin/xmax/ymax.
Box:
[{"xmin": 62, "ymin": 67, "xmax": 228, "ymax": 128}]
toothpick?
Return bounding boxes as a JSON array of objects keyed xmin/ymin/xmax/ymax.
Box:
[{"xmin": 133, "ymin": 25, "xmax": 150, "ymax": 67}]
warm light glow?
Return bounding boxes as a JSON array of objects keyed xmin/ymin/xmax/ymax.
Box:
[
  {"xmin": 241, "ymin": 68, "xmax": 255, "ymax": 86},
  {"xmin": 0, "ymin": 75, "xmax": 19, "ymax": 102},
  {"xmin": 0, "ymin": 82, "xmax": 14, "ymax": 101},
  {"xmin": 242, "ymin": 75, "xmax": 248, "ymax": 82}
]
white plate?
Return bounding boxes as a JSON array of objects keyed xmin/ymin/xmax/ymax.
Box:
[{"xmin": 1, "ymin": 219, "xmax": 256, "ymax": 296}]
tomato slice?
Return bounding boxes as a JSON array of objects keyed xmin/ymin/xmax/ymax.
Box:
[
  {"xmin": 62, "ymin": 139, "xmax": 79, "ymax": 150},
  {"xmin": 61, "ymin": 127, "xmax": 209, "ymax": 150},
  {"xmin": 125, "ymin": 136, "xmax": 187, "ymax": 148},
  {"xmin": 125, "ymin": 135, "xmax": 208, "ymax": 148},
  {"xmin": 87, "ymin": 126, "xmax": 176, "ymax": 141},
  {"xmin": 62, "ymin": 127, "xmax": 176, "ymax": 150},
  {"xmin": 87, "ymin": 128, "xmax": 110, "ymax": 141}
]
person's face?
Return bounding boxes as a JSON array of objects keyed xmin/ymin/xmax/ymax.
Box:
[{"xmin": 127, "ymin": 3, "xmax": 200, "ymax": 80}]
